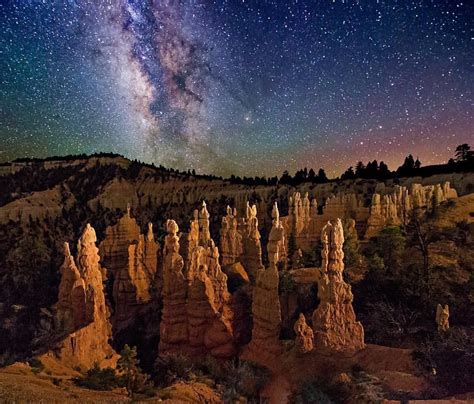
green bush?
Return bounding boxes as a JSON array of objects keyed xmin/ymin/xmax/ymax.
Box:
[
  {"xmin": 28, "ymin": 358, "xmax": 45, "ymax": 374},
  {"xmin": 74, "ymin": 365, "xmax": 123, "ymax": 391},
  {"xmin": 222, "ymin": 360, "xmax": 271, "ymax": 400},
  {"xmin": 154, "ymin": 353, "xmax": 195, "ymax": 386}
]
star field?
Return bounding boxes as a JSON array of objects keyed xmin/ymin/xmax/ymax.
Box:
[{"xmin": 1, "ymin": 1, "xmax": 472, "ymax": 177}]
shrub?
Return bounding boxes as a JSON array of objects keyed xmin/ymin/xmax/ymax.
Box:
[
  {"xmin": 74, "ymin": 365, "xmax": 122, "ymax": 391},
  {"xmin": 225, "ymin": 360, "xmax": 271, "ymax": 399},
  {"xmin": 414, "ymin": 328, "xmax": 474, "ymax": 396},
  {"xmin": 154, "ymin": 353, "xmax": 195, "ymax": 386},
  {"xmin": 28, "ymin": 358, "xmax": 45, "ymax": 374}
]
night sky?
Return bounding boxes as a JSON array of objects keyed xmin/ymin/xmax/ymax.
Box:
[{"xmin": 1, "ymin": 1, "xmax": 472, "ymax": 177}]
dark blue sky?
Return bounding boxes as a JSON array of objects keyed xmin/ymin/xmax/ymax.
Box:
[{"xmin": 1, "ymin": 0, "xmax": 472, "ymax": 176}]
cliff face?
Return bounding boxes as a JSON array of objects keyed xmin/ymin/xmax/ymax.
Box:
[
  {"xmin": 1, "ymin": 155, "xmax": 470, "ymax": 379},
  {"xmin": 52, "ymin": 224, "xmax": 117, "ymax": 369}
]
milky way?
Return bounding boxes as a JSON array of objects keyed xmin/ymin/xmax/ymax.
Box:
[{"xmin": 1, "ymin": 1, "xmax": 472, "ymax": 176}]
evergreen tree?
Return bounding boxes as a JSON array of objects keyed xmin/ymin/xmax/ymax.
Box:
[
  {"xmin": 317, "ymin": 168, "xmax": 328, "ymax": 183},
  {"xmin": 375, "ymin": 226, "xmax": 406, "ymax": 275},
  {"xmin": 341, "ymin": 166, "xmax": 356, "ymax": 180},
  {"xmin": 355, "ymin": 161, "xmax": 365, "ymax": 178},
  {"xmin": 117, "ymin": 345, "xmax": 152, "ymax": 397},
  {"xmin": 455, "ymin": 143, "xmax": 471, "ymax": 162},
  {"xmin": 279, "ymin": 170, "xmax": 292, "ymax": 184},
  {"xmin": 378, "ymin": 161, "xmax": 391, "ymax": 178}
]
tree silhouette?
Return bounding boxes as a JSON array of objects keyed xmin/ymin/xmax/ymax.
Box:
[
  {"xmin": 455, "ymin": 144, "xmax": 471, "ymax": 162},
  {"xmin": 317, "ymin": 168, "xmax": 328, "ymax": 183}
]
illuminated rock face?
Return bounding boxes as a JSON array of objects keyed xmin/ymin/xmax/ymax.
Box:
[
  {"xmin": 240, "ymin": 202, "xmax": 265, "ymax": 281},
  {"xmin": 54, "ymin": 224, "xmax": 116, "ymax": 369},
  {"xmin": 187, "ymin": 202, "xmax": 234, "ymax": 357},
  {"xmin": 285, "ymin": 191, "xmax": 368, "ymax": 254},
  {"xmin": 365, "ymin": 182, "xmax": 458, "ymax": 238},
  {"xmin": 220, "ymin": 206, "xmax": 243, "ymax": 266},
  {"xmin": 312, "ymin": 219, "xmax": 365, "ymax": 353},
  {"xmin": 283, "ymin": 181, "xmax": 457, "ymax": 250},
  {"xmin": 100, "ymin": 204, "xmax": 141, "ymax": 278},
  {"xmin": 160, "ymin": 203, "xmax": 234, "ymax": 358},
  {"xmin": 100, "ymin": 207, "xmax": 159, "ymax": 328},
  {"xmin": 247, "ymin": 203, "xmax": 284, "ymax": 356},
  {"xmin": 159, "ymin": 219, "xmax": 188, "ymax": 354},
  {"xmin": 294, "ymin": 313, "xmax": 314, "ymax": 354},
  {"xmin": 436, "ymin": 304, "xmax": 450, "ymax": 333}
]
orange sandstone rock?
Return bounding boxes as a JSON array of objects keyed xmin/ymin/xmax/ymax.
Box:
[
  {"xmin": 312, "ymin": 219, "xmax": 365, "ymax": 353},
  {"xmin": 294, "ymin": 313, "xmax": 314, "ymax": 354},
  {"xmin": 247, "ymin": 202, "xmax": 284, "ymax": 356},
  {"xmin": 240, "ymin": 202, "xmax": 265, "ymax": 281},
  {"xmin": 220, "ymin": 205, "xmax": 243, "ymax": 266},
  {"xmin": 159, "ymin": 219, "xmax": 188, "ymax": 354},
  {"xmin": 52, "ymin": 224, "xmax": 116, "ymax": 369},
  {"xmin": 187, "ymin": 202, "xmax": 234, "ymax": 357},
  {"xmin": 100, "ymin": 207, "xmax": 159, "ymax": 328}
]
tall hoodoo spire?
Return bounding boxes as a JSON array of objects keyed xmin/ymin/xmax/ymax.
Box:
[{"xmin": 312, "ymin": 219, "xmax": 365, "ymax": 352}]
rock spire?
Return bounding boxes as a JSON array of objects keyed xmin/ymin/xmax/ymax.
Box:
[{"xmin": 312, "ymin": 219, "xmax": 365, "ymax": 352}]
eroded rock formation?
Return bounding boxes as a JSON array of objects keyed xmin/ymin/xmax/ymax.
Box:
[
  {"xmin": 365, "ymin": 182, "xmax": 457, "ymax": 238},
  {"xmin": 52, "ymin": 224, "xmax": 116, "ymax": 369},
  {"xmin": 294, "ymin": 313, "xmax": 314, "ymax": 354},
  {"xmin": 247, "ymin": 202, "xmax": 283, "ymax": 356},
  {"xmin": 312, "ymin": 219, "xmax": 365, "ymax": 352},
  {"xmin": 99, "ymin": 204, "xmax": 141, "ymax": 276},
  {"xmin": 436, "ymin": 304, "xmax": 450, "ymax": 333},
  {"xmin": 160, "ymin": 203, "xmax": 234, "ymax": 358},
  {"xmin": 240, "ymin": 202, "xmax": 265, "ymax": 281},
  {"xmin": 187, "ymin": 202, "xmax": 234, "ymax": 357},
  {"xmin": 220, "ymin": 206, "xmax": 243, "ymax": 266},
  {"xmin": 159, "ymin": 219, "xmax": 188, "ymax": 354},
  {"xmin": 56, "ymin": 242, "xmax": 84, "ymax": 332},
  {"xmin": 113, "ymin": 237, "xmax": 151, "ymax": 324},
  {"xmin": 100, "ymin": 206, "xmax": 159, "ymax": 327}
]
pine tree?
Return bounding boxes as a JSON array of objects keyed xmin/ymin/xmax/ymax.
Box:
[
  {"xmin": 455, "ymin": 144, "xmax": 471, "ymax": 162},
  {"xmin": 117, "ymin": 345, "xmax": 152, "ymax": 397}
]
